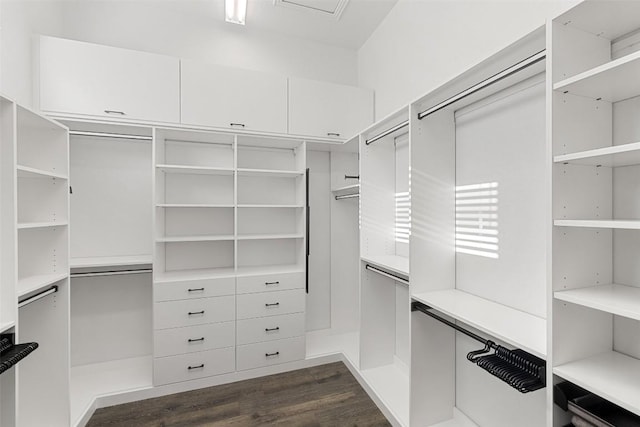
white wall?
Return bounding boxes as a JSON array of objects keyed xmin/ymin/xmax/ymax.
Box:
[{"xmin": 358, "ymin": 0, "xmax": 578, "ymax": 120}]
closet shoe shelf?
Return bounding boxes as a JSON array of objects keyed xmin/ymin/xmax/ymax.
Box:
[{"xmin": 554, "ymin": 284, "xmax": 640, "ymax": 321}]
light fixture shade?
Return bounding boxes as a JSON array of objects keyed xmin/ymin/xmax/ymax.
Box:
[{"xmin": 225, "ymin": 0, "xmax": 247, "ymax": 25}]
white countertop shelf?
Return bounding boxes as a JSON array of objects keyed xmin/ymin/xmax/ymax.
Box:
[
  {"xmin": 70, "ymin": 255, "xmax": 152, "ymax": 269},
  {"xmin": 156, "ymin": 234, "xmax": 234, "ymax": 243},
  {"xmin": 237, "ymin": 233, "xmax": 304, "ymax": 240},
  {"xmin": 16, "ymin": 165, "xmax": 68, "ymax": 180},
  {"xmin": 554, "ymin": 219, "xmax": 640, "ymax": 229},
  {"xmin": 237, "ymin": 168, "xmax": 304, "ymax": 178},
  {"xmin": 156, "ymin": 203, "xmax": 234, "ymax": 208},
  {"xmin": 361, "ymin": 254, "xmax": 409, "ymax": 278},
  {"xmin": 236, "ymin": 264, "xmax": 305, "ymax": 277},
  {"xmin": 156, "ymin": 164, "xmax": 234, "ymax": 175},
  {"xmin": 17, "ymin": 221, "xmax": 68, "ymax": 229},
  {"xmin": 17, "ymin": 272, "xmax": 68, "ymax": 298},
  {"xmin": 332, "ymin": 184, "xmax": 360, "ymax": 198},
  {"xmin": 554, "ymin": 283, "xmax": 640, "ymax": 321},
  {"xmin": 154, "ymin": 267, "xmax": 237, "ymax": 283},
  {"xmin": 554, "ymin": 50, "xmax": 640, "ymax": 102},
  {"xmin": 412, "ymin": 289, "xmax": 546, "ymax": 358},
  {"xmin": 554, "ymin": 141, "xmax": 640, "ymax": 167},
  {"xmin": 554, "ymin": 351, "xmax": 640, "ymax": 416}
]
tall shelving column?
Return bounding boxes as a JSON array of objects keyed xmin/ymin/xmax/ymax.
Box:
[{"xmin": 551, "ymin": 3, "xmax": 640, "ymax": 423}]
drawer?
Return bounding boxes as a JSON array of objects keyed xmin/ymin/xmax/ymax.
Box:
[
  {"xmin": 236, "ymin": 289, "xmax": 305, "ymax": 320},
  {"xmin": 154, "ymin": 321, "xmax": 235, "ymax": 357},
  {"xmin": 236, "ymin": 272, "xmax": 304, "ymax": 294},
  {"xmin": 155, "ymin": 296, "xmax": 235, "ymax": 329},
  {"xmin": 154, "ymin": 277, "xmax": 235, "ymax": 302},
  {"xmin": 154, "ymin": 347, "xmax": 235, "ymax": 386},
  {"xmin": 236, "ymin": 336, "xmax": 305, "ymax": 371},
  {"xmin": 237, "ymin": 313, "xmax": 305, "ymax": 345}
]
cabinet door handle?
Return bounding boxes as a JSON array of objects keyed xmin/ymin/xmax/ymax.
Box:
[
  {"xmin": 188, "ymin": 310, "xmax": 205, "ymax": 315},
  {"xmin": 265, "ymin": 302, "xmax": 280, "ymax": 307},
  {"xmin": 230, "ymin": 123, "xmax": 246, "ymax": 128},
  {"xmin": 265, "ymin": 327, "xmax": 280, "ymax": 332},
  {"xmin": 265, "ymin": 281, "xmax": 280, "ymax": 285},
  {"xmin": 265, "ymin": 352, "xmax": 280, "ymax": 357},
  {"xmin": 188, "ymin": 288, "xmax": 205, "ymax": 292},
  {"xmin": 327, "ymin": 132, "xmax": 340, "ymax": 137},
  {"xmin": 188, "ymin": 337, "xmax": 205, "ymax": 342},
  {"xmin": 104, "ymin": 110, "xmax": 126, "ymax": 115},
  {"xmin": 188, "ymin": 364, "xmax": 204, "ymax": 370}
]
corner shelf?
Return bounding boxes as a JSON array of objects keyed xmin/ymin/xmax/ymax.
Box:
[
  {"xmin": 16, "ymin": 165, "xmax": 68, "ymax": 180},
  {"xmin": 17, "ymin": 221, "xmax": 68, "ymax": 230},
  {"xmin": 156, "ymin": 164, "xmax": 234, "ymax": 175},
  {"xmin": 554, "ymin": 219, "xmax": 640, "ymax": 229},
  {"xmin": 361, "ymin": 254, "xmax": 409, "ymax": 278},
  {"xmin": 17, "ymin": 272, "xmax": 68, "ymax": 299},
  {"xmin": 156, "ymin": 235, "xmax": 235, "ymax": 243},
  {"xmin": 554, "ymin": 284, "xmax": 640, "ymax": 321},
  {"xmin": 554, "ymin": 141, "xmax": 640, "ymax": 167},
  {"xmin": 554, "ymin": 351, "xmax": 640, "ymax": 417},
  {"xmin": 553, "ymin": 49, "xmax": 640, "ymax": 102},
  {"xmin": 412, "ymin": 289, "xmax": 546, "ymax": 358}
]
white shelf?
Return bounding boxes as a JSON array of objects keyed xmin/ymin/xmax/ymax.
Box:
[
  {"xmin": 236, "ymin": 234, "xmax": 304, "ymax": 240},
  {"xmin": 156, "ymin": 203, "xmax": 234, "ymax": 208},
  {"xmin": 0, "ymin": 321, "xmax": 15, "ymax": 333},
  {"xmin": 429, "ymin": 409, "xmax": 479, "ymax": 427},
  {"xmin": 554, "ymin": 219, "xmax": 640, "ymax": 229},
  {"xmin": 70, "ymin": 255, "xmax": 152, "ymax": 269},
  {"xmin": 17, "ymin": 272, "xmax": 68, "ymax": 298},
  {"xmin": 554, "ymin": 141, "xmax": 640, "ymax": 167},
  {"xmin": 156, "ymin": 235, "xmax": 234, "ymax": 243},
  {"xmin": 554, "ymin": 283, "xmax": 640, "ymax": 321},
  {"xmin": 71, "ymin": 355, "xmax": 153, "ymax": 426},
  {"xmin": 154, "ymin": 267, "xmax": 236, "ymax": 283},
  {"xmin": 554, "ymin": 50, "xmax": 640, "ymax": 102},
  {"xmin": 17, "ymin": 221, "xmax": 68, "ymax": 229},
  {"xmin": 156, "ymin": 164, "xmax": 234, "ymax": 175},
  {"xmin": 332, "ymin": 184, "xmax": 360, "ymax": 198},
  {"xmin": 237, "ymin": 204, "xmax": 304, "ymax": 208},
  {"xmin": 412, "ymin": 289, "xmax": 546, "ymax": 358},
  {"xmin": 235, "ymin": 264, "xmax": 305, "ymax": 277},
  {"xmin": 360, "ymin": 363, "xmax": 410, "ymax": 427},
  {"xmin": 361, "ymin": 254, "xmax": 409, "ymax": 278},
  {"xmin": 554, "ymin": 351, "xmax": 640, "ymax": 416},
  {"xmin": 16, "ymin": 165, "xmax": 68, "ymax": 180},
  {"xmin": 237, "ymin": 168, "xmax": 304, "ymax": 178}
]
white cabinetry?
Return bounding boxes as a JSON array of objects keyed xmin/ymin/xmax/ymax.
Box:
[
  {"xmin": 181, "ymin": 61, "xmax": 288, "ymax": 134},
  {"xmin": 288, "ymin": 78, "xmax": 373, "ymax": 140},
  {"xmin": 38, "ymin": 36, "xmax": 180, "ymax": 123}
]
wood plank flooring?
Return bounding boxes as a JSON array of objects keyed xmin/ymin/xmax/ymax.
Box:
[{"xmin": 87, "ymin": 362, "xmax": 391, "ymax": 426}]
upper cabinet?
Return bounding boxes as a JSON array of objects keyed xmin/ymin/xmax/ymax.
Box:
[
  {"xmin": 288, "ymin": 78, "xmax": 374, "ymax": 140},
  {"xmin": 181, "ymin": 61, "xmax": 288, "ymax": 134},
  {"xmin": 37, "ymin": 36, "xmax": 180, "ymax": 123}
]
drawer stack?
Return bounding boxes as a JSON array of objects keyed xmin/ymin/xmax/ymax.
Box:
[
  {"xmin": 153, "ymin": 276, "xmax": 236, "ymax": 385},
  {"xmin": 236, "ymin": 272, "xmax": 306, "ymax": 371}
]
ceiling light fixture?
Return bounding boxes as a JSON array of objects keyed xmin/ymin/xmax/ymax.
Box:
[{"xmin": 225, "ymin": 0, "xmax": 247, "ymax": 25}]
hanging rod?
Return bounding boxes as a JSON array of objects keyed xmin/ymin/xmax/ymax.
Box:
[
  {"xmin": 365, "ymin": 264, "xmax": 409, "ymax": 285},
  {"xmin": 365, "ymin": 120, "xmax": 410, "ymax": 145},
  {"xmin": 344, "ymin": 175, "xmax": 359, "ymax": 180},
  {"xmin": 70, "ymin": 268, "xmax": 152, "ymax": 278},
  {"xmin": 70, "ymin": 130, "xmax": 152, "ymax": 141},
  {"xmin": 335, "ymin": 193, "xmax": 359, "ymax": 201},
  {"xmin": 417, "ymin": 49, "xmax": 546, "ymax": 120},
  {"xmin": 18, "ymin": 286, "xmax": 58, "ymax": 308}
]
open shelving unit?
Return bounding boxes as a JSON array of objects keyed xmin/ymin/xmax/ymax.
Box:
[{"xmin": 551, "ymin": 3, "xmax": 640, "ymax": 422}]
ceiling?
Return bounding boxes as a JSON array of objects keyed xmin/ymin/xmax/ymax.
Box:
[{"xmin": 213, "ymin": 0, "xmax": 399, "ymax": 49}]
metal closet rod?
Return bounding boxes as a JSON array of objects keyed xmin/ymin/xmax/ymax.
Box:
[
  {"xmin": 335, "ymin": 193, "xmax": 359, "ymax": 201},
  {"xmin": 418, "ymin": 49, "xmax": 546, "ymax": 120},
  {"xmin": 70, "ymin": 130, "xmax": 152, "ymax": 141},
  {"xmin": 365, "ymin": 264, "xmax": 409, "ymax": 285},
  {"xmin": 365, "ymin": 120, "xmax": 410, "ymax": 146},
  {"xmin": 70, "ymin": 268, "xmax": 152, "ymax": 278},
  {"xmin": 18, "ymin": 285, "xmax": 58, "ymax": 308}
]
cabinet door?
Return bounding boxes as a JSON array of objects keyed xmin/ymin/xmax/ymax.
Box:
[
  {"xmin": 288, "ymin": 78, "xmax": 373, "ymax": 139},
  {"xmin": 38, "ymin": 36, "xmax": 180, "ymax": 123},
  {"xmin": 181, "ymin": 60, "xmax": 288, "ymax": 134}
]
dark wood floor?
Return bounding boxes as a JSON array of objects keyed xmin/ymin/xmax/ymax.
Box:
[{"xmin": 87, "ymin": 362, "xmax": 391, "ymax": 426}]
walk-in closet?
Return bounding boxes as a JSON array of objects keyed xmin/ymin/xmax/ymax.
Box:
[{"xmin": 1, "ymin": 0, "xmax": 639, "ymax": 426}]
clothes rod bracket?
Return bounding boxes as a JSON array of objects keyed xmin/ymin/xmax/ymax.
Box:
[
  {"xmin": 365, "ymin": 264, "xmax": 409, "ymax": 285},
  {"xmin": 365, "ymin": 120, "xmax": 410, "ymax": 145},
  {"xmin": 18, "ymin": 285, "xmax": 58, "ymax": 308}
]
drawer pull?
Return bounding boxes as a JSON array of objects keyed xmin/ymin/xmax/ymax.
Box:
[
  {"xmin": 188, "ymin": 310, "xmax": 205, "ymax": 315},
  {"xmin": 188, "ymin": 288, "xmax": 205, "ymax": 292},
  {"xmin": 265, "ymin": 352, "xmax": 280, "ymax": 357},
  {"xmin": 230, "ymin": 123, "xmax": 246, "ymax": 128},
  {"xmin": 265, "ymin": 302, "xmax": 280, "ymax": 307},
  {"xmin": 265, "ymin": 281, "xmax": 280, "ymax": 285},
  {"xmin": 265, "ymin": 327, "xmax": 280, "ymax": 332},
  {"xmin": 188, "ymin": 364, "xmax": 204, "ymax": 370},
  {"xmin": 327, "ymin": 132, "xmax": 341, "ymax": 137},
  {"xmin": 104, "ymin": 110, "xmax": 126, "ymax": 115},
  {"xmin": 188, "ymin": 337, "xmax": 205, "ymax": 342}
]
